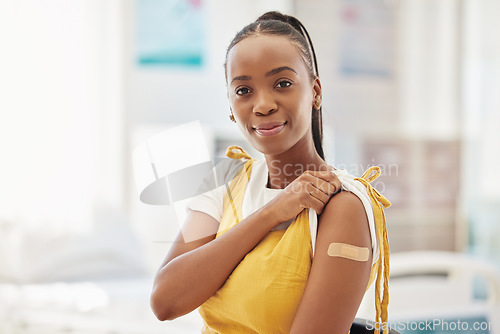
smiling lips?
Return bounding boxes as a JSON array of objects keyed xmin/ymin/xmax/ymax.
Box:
[{"xmin": 253, "ymin": 121, "xmax": 286, "ymax": 136}]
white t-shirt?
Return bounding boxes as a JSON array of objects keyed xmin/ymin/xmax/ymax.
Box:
[{"xmin": 187, "ymin": 159, "xmax": 379, "ymax": 265}]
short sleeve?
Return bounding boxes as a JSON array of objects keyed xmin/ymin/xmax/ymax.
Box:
[
  {"xmin": 185, "ymin": 158, "xmax": 247, "ymax": 222},
  {"xmin": 186, "ymin": 186, "xmax": 226, "ymax": 222}
]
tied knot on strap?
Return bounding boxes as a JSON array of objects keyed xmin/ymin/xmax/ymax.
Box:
[
  {"xmin": 226, "ymin": 146, "xmax": 252, "ymax": 160},
  {"xmin": 360, "ymin": 166, "xmax": 382, "ymax": 182},
  {"xmin": 355, "ymin": 166, "xmax": 391, "ymax": 334},
  {"xmin": 356, "ymin": 166, "xmax": 391, "ymax": 209}
]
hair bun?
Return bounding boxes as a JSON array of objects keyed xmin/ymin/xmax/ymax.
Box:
[
  {"xmin": 256, "ymin": 11, "xmax": 288, "ymax": 22},
  {"xmin": 256, "ymin": 11, "xmax": 303, "ymax": 35}
]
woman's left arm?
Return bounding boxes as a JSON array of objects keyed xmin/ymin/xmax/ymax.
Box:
[{"xmin": 290, "ymin": 190, "xmax": 373, "ymax": 334}]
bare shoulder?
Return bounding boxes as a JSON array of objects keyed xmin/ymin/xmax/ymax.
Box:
[
  {"xmin": 326, "ymin": 189, "xmax": 365, "ymax": 208},
  {"xmin": 319, "ymin": 191, "xmax": 368, "ymax": 231}
]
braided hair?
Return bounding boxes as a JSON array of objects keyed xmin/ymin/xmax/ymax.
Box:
[{"xmin": 224, "ymin": 11, "xmax": 324, "ymax": 159}]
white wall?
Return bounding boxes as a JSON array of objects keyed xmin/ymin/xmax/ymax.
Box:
[
  {"xmin": 462, "ymin": 0, "xmax": 500, "ymax": 262},
  {"xmin": 0, "ymin": 0, "xmax": 125, "ymax": 232},
  {"xmin": 0, "ymin": 0, "xmax": 147, "ymax": 283},
  {"xmin": 398, "ymin": 0, "xmax": 460, "ymax": 140},
  {"xmin": 295, "ymin": 0, "xmax": 399, "ymax": 166}
]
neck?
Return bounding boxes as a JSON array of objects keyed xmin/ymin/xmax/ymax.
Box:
[{"xmin": 264, "ymin": 138, "xmax": 331, "ymax": 189}]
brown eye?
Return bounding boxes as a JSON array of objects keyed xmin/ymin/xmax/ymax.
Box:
[
  {"xmin": 276, "ymin": 80, "xmax": 292, "ymax": 88},
  {"xmin": 236, "ymin": 87, "xmax": 251, "ymax": 95}
]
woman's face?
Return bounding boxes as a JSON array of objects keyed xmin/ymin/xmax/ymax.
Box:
[{"xmin": 226, "ymin": 35, "xmax": 321, "ymax": 156}]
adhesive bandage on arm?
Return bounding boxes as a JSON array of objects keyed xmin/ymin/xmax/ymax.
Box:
[{"xmin": 327, "ymin": 243, "xmax": 369, "ymax": 262}]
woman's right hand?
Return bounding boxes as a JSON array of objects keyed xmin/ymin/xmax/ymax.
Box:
[{"xmin": 265, "ymin": 170, "xmax": 342, "ymax": 225}]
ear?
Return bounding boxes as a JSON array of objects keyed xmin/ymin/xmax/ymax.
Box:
[{"xmin": 312, "ymin": 76, "xmax": 322, "ymax": 107}]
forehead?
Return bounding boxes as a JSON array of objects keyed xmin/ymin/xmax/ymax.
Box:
[{"xmin": 227, "ymin": 35, "xmax": 308, "ymax": 79}]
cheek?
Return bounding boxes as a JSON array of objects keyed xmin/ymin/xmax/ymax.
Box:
[
  {"xmin": 231, "ymin": 98, "xmax": 251, "ymax": 118},
  {"xmin": 231, "ymin": 101, "xmax": 252, "ymax": 129},
  {"xmin": 296, "ymin": 113, "xmax": 312, "ymax": 133},
  {"xmin": 294, "ymin": 95, "xmax": 314, "ymax": 122}
]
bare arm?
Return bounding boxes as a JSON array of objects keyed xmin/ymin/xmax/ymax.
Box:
[
  {"xmin": 290, "ymin": 191, "xmax": 373, "ymax": 334},
  {"xmin": 151, "ymin": 206, "xmax": 278, "ymax": 321}
]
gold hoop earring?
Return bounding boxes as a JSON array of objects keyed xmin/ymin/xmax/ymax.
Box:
[{"xmin": 229, "ymin": 113, "xmax": 236, "ymax": 123}]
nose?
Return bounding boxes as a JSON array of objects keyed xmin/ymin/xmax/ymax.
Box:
[{"xmin": 253, "ymin": 90, "xmax": 277, "ymax": 116}]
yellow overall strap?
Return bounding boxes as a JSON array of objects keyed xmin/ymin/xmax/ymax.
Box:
[
  {"xmin": 355, "ymin": 166, "xmax": 391, "ymax": 334},
  {"xmin": 224, "ymin": 146, "xmax": 254, "ymax": 225},
  {"xmin": 226, "ymin": 145, "xmax": 253, "ymax": 160}
]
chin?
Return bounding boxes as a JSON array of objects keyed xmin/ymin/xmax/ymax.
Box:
[{"xmin": 251, "ymin": 140, "xmax": 292, "ymax": 157}]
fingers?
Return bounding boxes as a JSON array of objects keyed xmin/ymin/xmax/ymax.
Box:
[
  {"xmin": 305, "ymin": 169, "xmax": 338, "ymax": 182},
  {"xmin": 302, "ymin": 170, "xmax": 342, "ymax": 197},
  {"xmin": 283, "ymin": 182, "xmax": 325, "ymax": 215},
  {"xmin": 317, "ymin": 178, "xmax": 341, "ymax": 197},
  {"xmin": 302, "ymin": 176, "xmax": 342, "ymax": 215},
  {"xmin": 302, "ymin": 185, "xmax": 327, "ymax": 215},
  {"xmin": 287, "ymin": 178, "xmax": 328, "ymax": 203},
  {"xmin": 279, "ymin": 169, "xmax": 343, "ymax": 216},
  {"xmin": 308, "ymin": 196, "xmax": 326, "ymax": 215},
  {"xmin": 304, "ymin": 182, "xmax": 330, "ymax": 205}
]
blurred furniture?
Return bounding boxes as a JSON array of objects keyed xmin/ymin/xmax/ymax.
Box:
[
  {"xmin": 358, "ymin": 251, "xmax": 500, "ymax": 333},
  {"xmin": 0, "ymin": 277, "xmax": 204, "ymax": 334},
  {"xmin": 389, "ymin": 251, "xmax": 500, "ymax": 313}
]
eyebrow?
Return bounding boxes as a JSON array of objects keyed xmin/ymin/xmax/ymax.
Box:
[
  {"xmin": 230, "ymin": 66, "xmax": 297, "ymax": 85},
  {"xmin": 265, "ymin": 66, "xmax": 297, "ymax": 77}
]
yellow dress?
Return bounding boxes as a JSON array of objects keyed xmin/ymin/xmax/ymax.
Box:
[{"xmin": 199, "ymin": 146, "xmax": 391, "ymax": 334}]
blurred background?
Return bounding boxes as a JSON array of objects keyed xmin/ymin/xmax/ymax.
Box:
[{"xmin": 1, "ymin": 0, "xmax": 499, "ymax": 333}]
